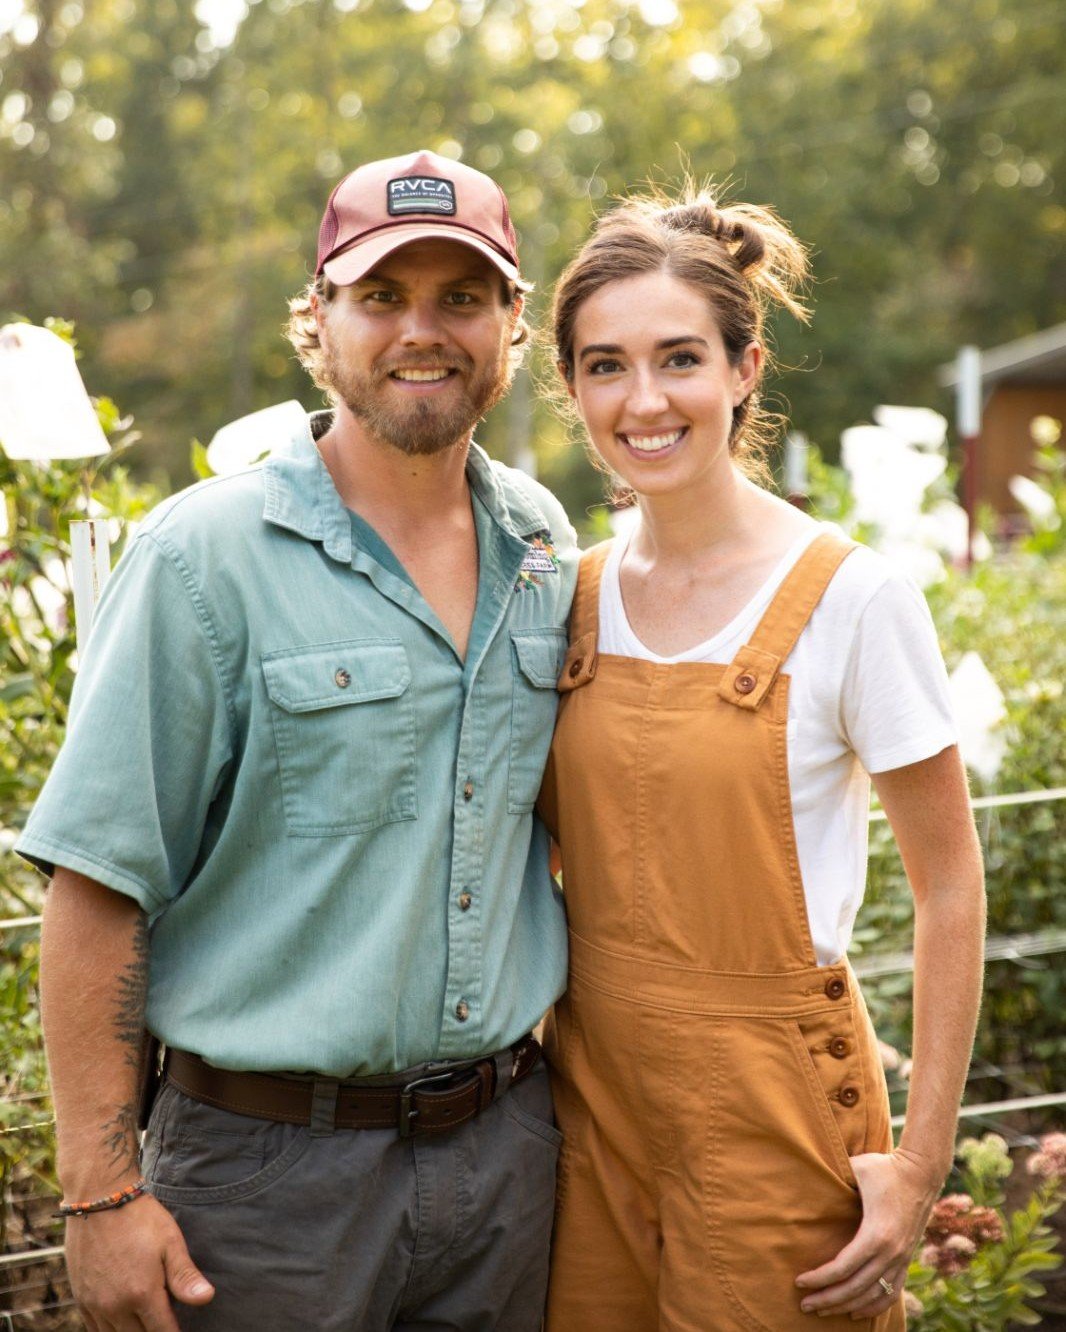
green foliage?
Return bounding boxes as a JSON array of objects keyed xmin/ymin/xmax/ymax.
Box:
[
  {"xmin": 907, "ymin": 1135, "xmax": 1064, "ymax": 1330},
  {"xmin": 2, "ymin": 0, "xmax": 1065, "ymax": 510},
  {"xmin": 0, "ymin": 330, "xmax": 159, "ymax": 1274}
]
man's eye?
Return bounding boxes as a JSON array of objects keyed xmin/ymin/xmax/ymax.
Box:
[
  {"xmin": 365, "ymin": 290, "xmax": 399, "ymax": 304},
  {"xmin": 446, "ymin": 291, "xmax": 477, "ymax": 306}
]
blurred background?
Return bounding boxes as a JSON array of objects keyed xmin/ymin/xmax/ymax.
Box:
[
  {"xmin": 1, "ymin": 0, "xmax": 1064, "ymax": 515},
  {"xmin": 2, "ymin": 0, "xmax": 1066, "ymax": 1326}
]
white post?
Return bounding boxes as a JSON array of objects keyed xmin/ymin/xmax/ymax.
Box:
[
  {"xmin": 957, "ymin": 346, "xmax": 982, "ymax": 568},
  {"xmin": 784, "ymin": 432, "xmax": 808, "ymax": 506},
  {"xmin": 69, "ymin": 519, "xmax": 112, "ymax": 652}
]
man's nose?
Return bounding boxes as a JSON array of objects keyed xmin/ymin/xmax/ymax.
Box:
[{"xmin": 398, "ymin": 300, "xmax": 447, "ymax": 347}]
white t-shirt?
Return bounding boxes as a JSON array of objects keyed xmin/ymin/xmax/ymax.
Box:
[{"xmin": 598, "ymin": 523, "xmax": 957, "ymax": 965}]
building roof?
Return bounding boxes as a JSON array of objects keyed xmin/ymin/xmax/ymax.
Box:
[{"xmin": 938, "ymin": 322, "xmax": 1066, "ymax": 389}]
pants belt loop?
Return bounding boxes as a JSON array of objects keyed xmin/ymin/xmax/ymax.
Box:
[
  {"xmin": 492, "ymin": 1049, "xmax": 513, "ymax": 1102},
  {"xmin": 310, "ymin": 1079, "xmax": 339, "ymax": 1137}
]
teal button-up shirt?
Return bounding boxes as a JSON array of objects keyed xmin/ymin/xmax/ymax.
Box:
[{"xmin": 18, "ymin": 416, "xmax": 578, "ymax": 1076}]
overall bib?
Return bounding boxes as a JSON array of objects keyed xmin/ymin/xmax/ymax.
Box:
[{"xmin": 539, "ymin": 532, "xmax": 905, "ymax": 1332}]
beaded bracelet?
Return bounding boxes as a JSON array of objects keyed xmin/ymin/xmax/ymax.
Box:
[{"xmin": 55, "ymin": 1178, "xmax": 148, "ymax": 1218}]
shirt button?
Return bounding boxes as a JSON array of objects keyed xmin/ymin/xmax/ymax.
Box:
[
  {"xmin": 824, "ymin": 977, "xmax": 847, "ymax": 1000},
  {"xmin": 455, "ymin": 999, "xmax": 470, "ymax": 1022},
  {"xmin": 829, "ymin": 1037, "xmax": 850, "ymax": 1059},
  {"xmin": 458, "ymin": 892, "xmax": 472, "ymax": 912},
  {"xmin": 462, "ymin": 780, "xmax": 474, "ymax": 801},
  {"xmin": 334, "ymin": 668, "xmax": 351, "ymax": 688},
  {"xmin": 734, "ymin": 673, "xmax": 757, "ymax": 695},
  {"xmin": 838, "ymin": 1084, "xmax": 861, "ymax": 1108},
  {"xmin": 568, "ymin": 658, "xmax": 584, "ymax": 679}
]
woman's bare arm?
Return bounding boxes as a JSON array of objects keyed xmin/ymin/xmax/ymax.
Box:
[{"xmin": 795, "ymin": 744, "xmax": 985, "ymax": 1317}]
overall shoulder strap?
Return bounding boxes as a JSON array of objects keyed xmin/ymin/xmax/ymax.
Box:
[
  {"xmin": 558, "ymin": 540, "xmax": 612, "ymax": 693},
  {"xmin": 717, "ymin": 530, "xmax": 856, "ymax": 711}
]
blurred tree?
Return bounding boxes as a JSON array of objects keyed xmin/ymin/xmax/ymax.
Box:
[{"xmin": 2, "ymin": 0, "xmax": 1063, "ymax": 519}]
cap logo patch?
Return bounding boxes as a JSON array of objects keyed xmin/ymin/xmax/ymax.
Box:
[{"xmin": 387, "ymin": 175, "xmax": 457, "ymax": 216}]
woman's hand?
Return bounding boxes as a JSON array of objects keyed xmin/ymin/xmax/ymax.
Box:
[{"xmin": 794, "ymin": 1148, "xmax": 941, "ymax": 1318}]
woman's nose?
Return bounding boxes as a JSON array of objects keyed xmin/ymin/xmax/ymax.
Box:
[{"xmin": 628, "ymin": 373, "xmax": 669, "ymax": 417}]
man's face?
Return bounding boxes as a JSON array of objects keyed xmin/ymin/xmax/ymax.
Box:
[{"xmin": 315, "ymin": 238, "xmax": 520, "ymax": 456}]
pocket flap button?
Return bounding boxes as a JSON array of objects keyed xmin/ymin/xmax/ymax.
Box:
[
  {"xmin": 838, "ymin": 1085, "xmax": 861, "ymax": 1108},
  {"xmin": 334, "ymin": 668, "xmax": 351, "ymax": 688},
  {"xmin": 568, "ymin": 658, "xmax": 584, "ymax": 679},
  {"xmin": 824, "ymin": 977, "xmax": 846, "ymax": 1000},
  {"xmin": 829, "ymin": 1037, "xmax": 850, "ymax": 1059}
]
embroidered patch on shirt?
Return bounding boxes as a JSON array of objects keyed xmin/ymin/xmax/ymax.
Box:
[
  {"xmin": 516, "ymin": 534, "xmax": 559, "ymax": 591},
  {"xmin": 387, "ymin": 176, "xmax": 457, "ymax": 216}
]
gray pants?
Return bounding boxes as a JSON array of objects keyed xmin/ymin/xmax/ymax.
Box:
[{"xmin": 141, "ymin": 1062, "xmax": 560, "ymax": 1331}]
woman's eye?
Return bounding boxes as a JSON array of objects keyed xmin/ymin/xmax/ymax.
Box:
[
  {"xmin": 587, "ymin": 358, "xmax": 621, "ymax": 375},
  {"xmin": 667, "ymin": 351, "xmax": 699, "ymax": 368}
]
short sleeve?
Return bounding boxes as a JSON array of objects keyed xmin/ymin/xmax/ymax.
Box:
[
  {"xmin": 15, "ymin": 533, "xmax": 234, "ymax": 912},
  {"xmin": 840, "ymin": 573, "xmax": 957, "ymax": 775}
]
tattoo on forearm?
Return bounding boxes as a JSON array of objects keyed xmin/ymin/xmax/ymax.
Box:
[
  {"xmin": 114, "ymin": 913, "xmax": 149, "ymax": 1075},
  {"xmin": 101, "ymin": 1103, "xmax": 140, "ymax": 1178},
  {"xmin": 100, "ymin": 912, "xmax": 149, "ymax": 1179}
]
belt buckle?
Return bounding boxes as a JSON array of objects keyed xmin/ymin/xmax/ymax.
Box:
[{"xmin": 398, "ymin": 1069, "xmax": 465, "ymax": 1139}]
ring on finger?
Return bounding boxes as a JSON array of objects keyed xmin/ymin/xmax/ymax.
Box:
[{"xmin": 878, "ymin": 1276, "xmax": 895, "ymax": 1297}]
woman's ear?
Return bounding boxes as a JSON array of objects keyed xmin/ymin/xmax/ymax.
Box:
[
  {"xmin": 733, "ymin": 341, "xmax": 762, "ymax": 406},
  {"xmin": 558, "ymin": 360, "xmax": 577, "ymax": 401}
]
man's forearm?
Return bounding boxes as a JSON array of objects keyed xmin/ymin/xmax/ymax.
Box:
[{"xmin": 40, "ymin": 868, "xmax": 150, "ymax": 1196}]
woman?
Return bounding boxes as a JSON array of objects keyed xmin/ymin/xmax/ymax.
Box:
[{"xmin": 537, "ymin": 191, "xmax": 985, "ymax": 1331}]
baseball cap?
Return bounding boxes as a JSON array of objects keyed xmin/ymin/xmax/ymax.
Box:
[{"xmin": 316, "ymin": 150, "xmax": 521, "ymax": 286}]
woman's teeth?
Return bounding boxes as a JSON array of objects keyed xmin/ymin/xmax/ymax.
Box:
[{"xmin": 622, "ymin": 429, "xmax": 684, "ymax": 453}]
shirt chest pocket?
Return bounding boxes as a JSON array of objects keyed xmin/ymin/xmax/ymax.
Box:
[
  {"xmin": 508, "ymin": 629, "xmax": 568, "ymax": 815},
  {"xmin": 262, "ymin": 640, "xmax": 417, "ymax": 837}
]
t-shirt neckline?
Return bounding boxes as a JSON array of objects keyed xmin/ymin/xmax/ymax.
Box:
[{"xmin": 605, "ymin": 523, "xmax": 825, "ymax": 664}]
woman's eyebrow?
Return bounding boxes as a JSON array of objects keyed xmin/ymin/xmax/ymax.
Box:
[{"xmin": 578, "ymin": 335, "xmax": 710, "ymax": 359}]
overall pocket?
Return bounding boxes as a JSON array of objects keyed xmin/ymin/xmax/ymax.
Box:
[
  {"xmin": 263, "ymin": 639, "xmax": 417, "ymax": 837},
  {"xmin": 508, "ymin": 628, "xmax": 568, "ymax": 814}
]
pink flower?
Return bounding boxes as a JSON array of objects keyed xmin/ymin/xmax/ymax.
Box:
[{"xmin": 1027, "ymin": 1133, "xmax": 1066, "ymax": 1183}]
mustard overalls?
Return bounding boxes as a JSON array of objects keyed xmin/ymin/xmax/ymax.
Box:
[{"xmin": 539, "ymin": 532, "xmax": 905, "ymax": 1332}]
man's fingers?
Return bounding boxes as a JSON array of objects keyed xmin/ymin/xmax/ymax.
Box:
[{"xmin": 162, "ymin": 1233, "xmax": 215, "ymax": 1307}]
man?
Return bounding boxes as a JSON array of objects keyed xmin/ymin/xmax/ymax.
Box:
[{"xmin": 18, "ymin": 149, "xmax": 577, "ymax": 1331}]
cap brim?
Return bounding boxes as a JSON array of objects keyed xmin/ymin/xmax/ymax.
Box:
[{"xmin": 323, "ymin": 224, "xmax": 520, "ymax": 285}]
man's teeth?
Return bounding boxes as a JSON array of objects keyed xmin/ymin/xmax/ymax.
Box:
[
  {"xmin": 623, "ymin": 429, "xmax": 683, "ymax": 453},
  {"xmin": 392, "ymin": 369, "xmax": 451, "ymax": 382}
]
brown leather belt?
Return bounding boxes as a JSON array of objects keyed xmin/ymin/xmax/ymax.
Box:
[{"xmin": 164, "ymin": 1034, "xmax": 541, "ymax": 1139}]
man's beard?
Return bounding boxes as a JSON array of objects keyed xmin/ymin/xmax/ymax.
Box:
[{"xmin": 324, "ymin": 344, "xmax": 515, "ymax": 457}]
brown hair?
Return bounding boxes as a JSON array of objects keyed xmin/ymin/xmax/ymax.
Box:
[
  {"xmin": 551, "ymin": 185, "xmax": 811, "ymax": 480},
  {"xmin": 286, "ymin": 272, "xmax": 532, "ymax": 397}
]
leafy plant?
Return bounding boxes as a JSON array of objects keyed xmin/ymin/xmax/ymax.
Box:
[
  {"xmin": 906, "ymin": 1134, "xmax": 1064, "ymax": 1330},
  {"xmin": 0, "ymin": 324, "xmax": 158, "ymax": 1313}
]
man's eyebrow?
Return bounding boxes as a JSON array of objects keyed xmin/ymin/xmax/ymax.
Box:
[
  {"xmin": 352, "ymin": 273, "xmax": 494, "ymax": 291},
  {"xmin": 578, "ymin": 335, "xmax": 710, "ymax": 358}
]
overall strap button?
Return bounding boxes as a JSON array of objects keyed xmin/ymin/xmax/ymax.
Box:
[{"xmin": 734, "ymin": 673, "xmax": 757, "ymax": 695}]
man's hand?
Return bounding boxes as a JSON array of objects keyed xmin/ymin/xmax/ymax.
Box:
[
  {"xmin": 794, "ymin": 1149, "xmax": 941, "ymax": 1319},
  {"xmin": 66, "ymin": 1194, "xmax": 214, "ymax": 1332}
]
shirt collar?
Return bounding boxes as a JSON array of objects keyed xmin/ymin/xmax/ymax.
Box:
[{"xmin": 261, "ymin": 410, "xmax": 550, "ymax": 564}]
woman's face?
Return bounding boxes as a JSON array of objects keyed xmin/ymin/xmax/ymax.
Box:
[{"xmin": 565, "ymin": 270, "xmax": 760, "ymax": 502}]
